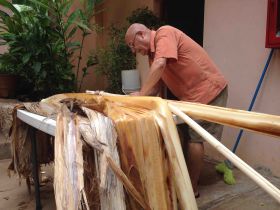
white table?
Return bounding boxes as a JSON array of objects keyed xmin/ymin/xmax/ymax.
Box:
[
  {"xmin": 17, "ymin": 110, "xmax": 56, "ymax": 210},
  {"xmin": 17, "ymin": 110, "xmax": 56, "ymax": 136}
]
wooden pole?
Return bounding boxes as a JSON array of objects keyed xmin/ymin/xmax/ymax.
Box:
[{"xmin": 168, "ymin": 103, "xmax": 280, "ymax": 204}]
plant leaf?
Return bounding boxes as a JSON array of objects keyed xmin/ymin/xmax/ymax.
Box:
[
  {"xmin": 68, "ymin": 46, "xmax": 81, "ymax": 53},
  {"xmin": 0, "ymin": 0, "xmax": 21, "ymax": 17},
  {"xmin": 74, "ymin": 20, "xmax": 91, "ymax": 32},
  {"xmin": 86, "ymin": 0, "xmax": 94, "ymax": 15},
  {"xmin": 22, "ymin": 53, "xmax": 31, "ymax": 64},
  {"xmin": 64, "ymin": 10, "xmax": 81, "ymax": 32},
  {"xmin": 0, "ymin": 24, "xmax": 8, "ymax": 31},
  {"xmin": 66, "ymin": 41, "xmax": 81, "ymax": 48},
  {"xmin": 13, "ymin": 4, "xmax": 33, "ymax": 13},
  {"xmin": 78, "ymin": 9, "xmax": 87, "ymax": 22},
  {"xmin": 61, "ymin": 0, "xmax": 74, "ymax": 15},
  {"xmin": 95, "ymin": 0, "xmax": 104, "ymax": 5},
  {"xmin": 27, "ymin": 0, "xmax": 53, "ymax": 12},
  {"xmin": 66, "ymin": 26, "xmax": 78, "ymax": 40},
  {"xmin": 32, "ymin": 62, "xmax": 41, "ymax": 73},
  {"xmin": 10, "ymin": 46, "xmax": 23, "ymax": 53},
  {"xmin": 0, "ymin": 10, "xmax": 10, "ymax": 20}
]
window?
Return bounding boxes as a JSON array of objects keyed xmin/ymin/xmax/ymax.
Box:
[
  {"xmin": 277, "ymin": 1, "xmax": 280, "ymax": 37},
  {"xmin": 266, "ymin": 0, "xmax": 280, "ymax": 48}
]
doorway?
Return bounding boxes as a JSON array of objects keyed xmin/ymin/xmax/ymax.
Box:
[
  {"xmin": 161, "ymin": 0, "xmax": 205, "ymax": 46},
  {"xmin": 160, "ymin": 0, "xmax": 205, "ymax": 99}
]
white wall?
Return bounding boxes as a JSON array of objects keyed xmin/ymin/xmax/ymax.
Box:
[{"xmin": 204, "ymin": 0, "xmax": 280, "ymax": 175}]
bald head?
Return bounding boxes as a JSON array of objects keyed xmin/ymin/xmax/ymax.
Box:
[
  {"xmin": 125, "ymin": 23, "xmax": 148, "ymax": 42},
  {"xmin": 125, "ymin": 23, "xmax": 151, "ymax": 55}
]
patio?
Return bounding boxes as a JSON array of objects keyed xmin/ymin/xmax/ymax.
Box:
[{"xmin": 0, "ymin": 1, "xmax": 280, "ymax": 209}]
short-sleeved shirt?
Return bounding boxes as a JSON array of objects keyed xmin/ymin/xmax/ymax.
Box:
[{"xmin": 149, "ymin": 26, "xmax": 227, "ymax": 104}]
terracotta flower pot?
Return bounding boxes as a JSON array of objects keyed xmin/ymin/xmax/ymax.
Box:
[{"xmin": 0, "ymin": 74, "xmax": 17, "ymax": 98}]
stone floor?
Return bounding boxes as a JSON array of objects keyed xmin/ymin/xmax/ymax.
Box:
[
  {"xmin": 198, "ymin": 159, "xmax": 280, "ymax": 210},
  {"xmin": 0, "ymin": 158, "xmax": 280, "ymax": 210},
  {"xmin": 0, "ymin": 159, "xmax": 55, "ymax": 210}
]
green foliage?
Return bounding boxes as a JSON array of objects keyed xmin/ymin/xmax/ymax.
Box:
[
  {"xmin": 95, "ymin": 7, "xmax": 163, "ymax": 94},
  {"xmin": 127, "ymin": 6, "xmax": 163, "ymax": 29},
  {"xmin": 0, "ymin": 0, "xmax": 102, "ymax": 100},
  {"xmin": 95, "ymin": 26, "xmax": 136, "ymax": 94},
  {"xmin": 12, "ymin": 0, "xmax": 28, "ymax": 4}
]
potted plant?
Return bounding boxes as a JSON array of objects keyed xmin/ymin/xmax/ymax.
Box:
[
  {"xmin": 95, "ymin": 7, "xmax": 163, "ymax": 94},
  {"xmin": 95, "ymin": 26, "xmax": 137, "ymax": 94},
  {"xmin": 0, "ymin": 55, "xmax": 17, "ymax": 98},
  {"xmin": 0, "ymin": 0, "xmax": 102, "ymax": 100},
  {"xmin": 126, "ymin": 7, "xmax": 164, "ymax": 30},
  {"xmin": 0, "ymin": 2, "xmax": 21, "ymax": 98}
]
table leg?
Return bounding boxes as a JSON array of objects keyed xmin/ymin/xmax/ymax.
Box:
[{"xmin": 31, "ymin": 128, "xmax": 42, "ymax": 210}]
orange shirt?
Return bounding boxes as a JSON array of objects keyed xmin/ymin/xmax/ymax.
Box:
[{"xmin": 149, "ymin": 26, "xmax": 227, "ymax": 104}]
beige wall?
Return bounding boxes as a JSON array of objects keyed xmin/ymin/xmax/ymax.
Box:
[{"xmin": 204, "ymin": 0, "xmax": 280, "ymax": 175}]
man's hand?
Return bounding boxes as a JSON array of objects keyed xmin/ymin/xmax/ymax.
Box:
[{"xmin": 129, "ymin": 91, "xmax": 141, "ymax": 96}]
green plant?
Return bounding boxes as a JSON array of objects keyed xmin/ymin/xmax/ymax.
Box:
[
  {"xmin": 126, "ymin": 6, "xmax": 163, "ymax": 29},
  {"xmin": 0, "ymin": 0, "xmax": 102, "ymax": 100},
  {"xmin": 0, "ymin": 53, "xmax": 17, "ymax": 75},
  {"xmin": 95, "ymin": 7, "xmax": 163, "ymax": 94},
  {"xmin": 95, "ymin": 26, "xmax": 136, "ymax": 94}
]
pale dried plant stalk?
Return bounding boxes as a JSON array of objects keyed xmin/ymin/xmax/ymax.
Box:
[
  {"xmin": 54, "ymin": 107, "xmax": 84, "ymax": 210},
  {"xmin": 169, "ymin": 100, "xmax": 280, "ymax": 137},
  {"xmin": 79, "ymin": 107, "xmax": 126, "ymax": 210}
]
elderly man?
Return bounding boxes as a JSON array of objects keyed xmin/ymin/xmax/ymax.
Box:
[{"xmin": 125, "ymin": 23, "xmax": 228, "ymax": 197}]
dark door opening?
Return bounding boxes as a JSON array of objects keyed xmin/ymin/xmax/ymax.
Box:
[
  {"xmin": 161, "ymin": 0, "xmax": 205, "ymax": 46},
  {"xmin": 161, "ymin": 0, "xmax": 205, "ymax": 99}
]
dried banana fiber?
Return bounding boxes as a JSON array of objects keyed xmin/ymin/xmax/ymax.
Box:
[
  {"xmin": 41, "ymin": 92, "xmax": 280, "ymax": 210},
  {"xmin": 85, "ymin": 91, "xmax": 280, "ymax": 137},
  {"xmin": 54, "ymin": 107, "xmax": 85, "ymax": 210},
  {"xmin": 79, "ymin": 107, "xmax": 126, "ymax": 210},
  {"xmin": 55, "ymin": 105, "xmax": 125, "ymax": 210},
  {"xmin": 82, "ymin": 95, "xmax": 197, "ymax": 210},
  {"xmin": 170, "ymin": 100, "xmax": 280, "ymax": 137},
  {"xmin": 42, "ymin": 93, "xmax": 197, "ymax": 210}
]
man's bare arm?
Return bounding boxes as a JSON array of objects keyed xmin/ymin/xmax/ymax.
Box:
[
  {"xmin": 139, "ymin": 57, "xmax": 166, "ymax": 96},
  {"xmin": 147, "ymin": 81, "xmax": 162, "ymax": 96}
]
